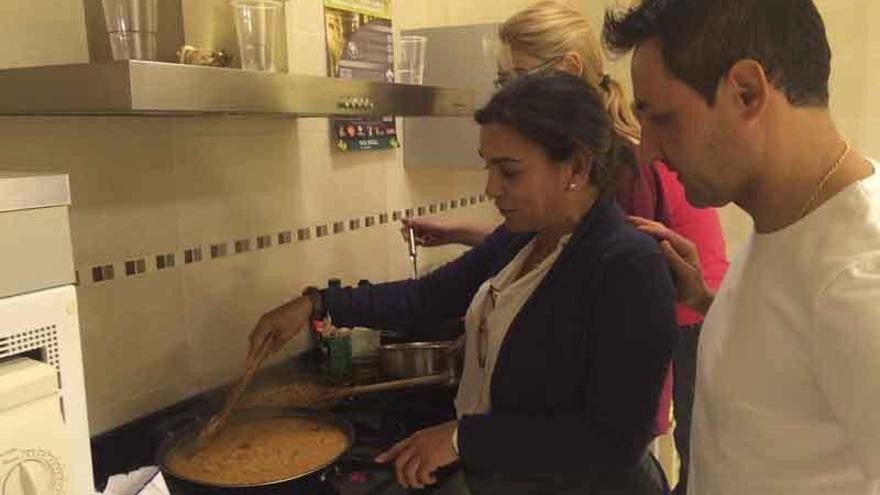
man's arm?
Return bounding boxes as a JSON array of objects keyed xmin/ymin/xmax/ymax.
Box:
[{"xmin": 813, "ymin": 259, "xmax": 880, "ymax": 480}]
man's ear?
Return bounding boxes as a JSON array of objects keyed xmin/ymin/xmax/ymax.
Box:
[{"xmin": 724, "ymin": 59, "xmax": 770, "ymax": 120}]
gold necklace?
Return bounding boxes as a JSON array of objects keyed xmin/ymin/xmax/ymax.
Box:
[{"xmin": 799, "ymin": 142, "xmax": 851, "ymax": 218}]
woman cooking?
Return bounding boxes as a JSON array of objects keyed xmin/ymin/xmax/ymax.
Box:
[
  {"xmin": 402, "ymin": 3, "xmax": 730, "ymax": 491},
  {"xmin": 248, "ymin": 72, "xmax": 677, "ymax": 494}
]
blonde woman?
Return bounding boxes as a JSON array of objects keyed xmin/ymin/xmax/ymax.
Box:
[{"xmin": 403, "ymin": 2, "xmax": 730, "ymax": 493}]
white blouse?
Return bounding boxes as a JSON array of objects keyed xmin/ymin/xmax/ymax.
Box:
[{"xmin": 454, "ymin": 233, "xmax": 572, "ymax": 416}]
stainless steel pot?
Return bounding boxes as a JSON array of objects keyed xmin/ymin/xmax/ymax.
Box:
[{"xmin": 379, "ymin": 340, "xmax": 459, "ymax": 381}]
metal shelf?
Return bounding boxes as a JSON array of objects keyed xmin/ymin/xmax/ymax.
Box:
[{"xmin": 0, "ymin": 61, "xmax": 474, "ymax": 117}]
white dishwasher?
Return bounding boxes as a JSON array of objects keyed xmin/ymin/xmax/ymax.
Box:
[
  {"xmin": 0, "ymin": 172, "xmax": 93, "ymax": 495},
  {"xmin": 0, "ymin": 357, "xmax": 71, "ymax": 494}
]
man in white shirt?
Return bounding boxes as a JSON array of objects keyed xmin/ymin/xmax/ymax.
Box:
[{"xmin": 603, "ymin": 1, "xmax": 880, "ymax": 494}]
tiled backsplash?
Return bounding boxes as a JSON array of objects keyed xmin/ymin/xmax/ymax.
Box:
[
  {"xmin": 78, "ymin": 194, "xmax": 489, "ymax": 287},
  {"xmin": 0, "ymin": 111, "xmax": 499, "ymax": 434}
]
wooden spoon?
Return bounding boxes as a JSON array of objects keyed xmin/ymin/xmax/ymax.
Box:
[{"xmin": 186, "ymin": 336, "xmax": 274, "ymax": 454}]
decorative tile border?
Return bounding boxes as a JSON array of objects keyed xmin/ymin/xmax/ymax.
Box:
[
  {"xmin": 124, "ymin": 258, "xmax": 146, "ymax": 276},
  {"xmin": 76, "ymin": 193, "xmax": 490, "ymax": 287}
]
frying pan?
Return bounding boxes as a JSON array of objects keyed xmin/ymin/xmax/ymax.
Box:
[{"xmin": 156, "ymin": 407, "xmax": 356, "ymax": 495}]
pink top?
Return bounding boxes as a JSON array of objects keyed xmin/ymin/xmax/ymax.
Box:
[
  {"xmin": 650, "ymin": 163, "xmax": 730, "ymax": 434},
  {"xmin": 612, "ymin": 160, "xmax": 730, "ymax": 434},
  {"xmin": 654, "ymin": 162, "xmax": 729, "ymax": 325}
]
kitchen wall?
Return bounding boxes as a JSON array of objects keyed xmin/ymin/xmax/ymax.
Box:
[
  {"xmin": 0, "ymin": 0, "xmax": 502, "ymax": 435},
  {"xmin": 0, "ymin": 0, "xmax": 89, "ymax": 68},
  {"xmin": 0, "ymin": 0, "xmax": 877, "ymax": 435}
]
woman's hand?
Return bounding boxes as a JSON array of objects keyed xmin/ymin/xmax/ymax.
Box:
[
  {"xmin": 375, "ymin": 420, "xmax": 459, "ymax": 489},
  {"xmin": 627, "ymin": 216, "xmax": 715, "ymax": 315},
  {"xmin": 247, "ymin": 295, "xmax": 313, "ymax": 360},
  {"xmin": 401, "ymin": 217, "xmax": 492, "ymax": 248}
]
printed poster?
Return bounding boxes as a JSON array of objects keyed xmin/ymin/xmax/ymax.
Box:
[{"xmin": 324, "ymin": 0, "xmax": 399, "ymax": 152}]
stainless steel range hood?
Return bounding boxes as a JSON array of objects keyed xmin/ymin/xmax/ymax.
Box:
[{"xmin": 0, "ymin": 61, "xmax": 474, "ymax": 117}]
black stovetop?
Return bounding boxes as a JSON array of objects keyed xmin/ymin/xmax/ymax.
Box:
[
  {"xmin": 326, "ymin": 386, "xmax": 461, "ymax": 495},
  {"xmin": 91, "ymin": 370, "xmax": 463, "ymax": 495}
]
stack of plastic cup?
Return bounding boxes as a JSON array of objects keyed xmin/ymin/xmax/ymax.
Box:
[
  {"xmin": 102, "ymin": 0, "xmax": 158, "ymax": 61},
  {"xmin": 396, "ymin": 35, "xmax": 427, "ymax": 84},
  {"xmin": 232, "ymin": 0, "xmax": 283, "ymax": 72}
]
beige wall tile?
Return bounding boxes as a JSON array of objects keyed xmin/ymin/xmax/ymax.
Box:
[
  {"xmin": 860, "ymin": 119, "xmax": 880, "ymax": 160},
  {"xmin": 864, "ymin": 53, "xmax": 880, "ymax": 119},
  {"xmin": 0, "ymin": 117, "xmax": 178, "ymax": 266},
  {"xmin": 171, "ymin": 117, "xmax": 305, "ymax": 245},
  {"xmin": 298, "ymin": 117, "xmax": 332, "ymax": 134},
  {"xmin": 325, "ymin": 222, "xmax": 400, "ymax": 283},
  {"xmin": 77, "ymin": 270, "xmax": 189, "ymax": 433},
  {"xmin": 0, "ymin": 0, "xmax": 88, "ymax": 69},
  {"xmin": 89, "ymin": 383, "xmax": 195, "ymax": 436},
  {"xmin": 867, "ymin": 2, "xmax": 880, "ymax": 55},
  {"xmin": 288, "ymin": 0, "xmax": 326, "ymax": 37},
  {"xmin": 837, "ymin": 117, "xmax": 864, "ymax": 152},
  {"xmin": 830, "ymin": 53, "xmax": 867, "ymax": 126},
  {"xmin": 395, "ymin": 1, "xmax": 451, "ymax": 30},
  {"xmin": 180, "ymin": 247, "xmax": 311, "ymax": 392},
  {"xmin": 298, "ymin": 140, "xmax": 394, "ymax": 220},
  {"xmin": 288, "ymin": 32, "xmax": 328, "ymax": 76}
]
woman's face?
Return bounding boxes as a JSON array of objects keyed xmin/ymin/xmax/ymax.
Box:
[{"xmin": 479, "ymin": 123, "xmax": 574, "ymax": 233}]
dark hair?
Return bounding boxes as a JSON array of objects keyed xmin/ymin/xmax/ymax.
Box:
[
  {"xmin": 474, "ymin": 71, "xmax": 635, "ymax": 198},
  {"xmin": 603, "ymin": 0, "xmax": 831, "ymax": 107}
]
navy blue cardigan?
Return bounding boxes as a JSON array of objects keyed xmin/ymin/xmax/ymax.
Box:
[{"xmin": 323, "ymin": 198, "xmax": 677, "ymax": 476}]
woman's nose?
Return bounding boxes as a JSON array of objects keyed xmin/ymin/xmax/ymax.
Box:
[{"xmin": 484, "ymin": 169, "xmax": 503, "ymax": 199}]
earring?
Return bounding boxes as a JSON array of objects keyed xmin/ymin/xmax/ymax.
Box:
[{"xmin": 566, "ymin": 183, "xmax": 577, "ymax": 190}]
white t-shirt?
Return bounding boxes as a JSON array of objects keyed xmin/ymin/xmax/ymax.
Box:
[{"xmin": 690, "ymin": 160, "xmax": 880, "ymax": 495}]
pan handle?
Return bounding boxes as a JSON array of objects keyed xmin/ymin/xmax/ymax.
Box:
[{"xmin": 320, "ymin": 373, "xmax": 452, "ymax": 402}]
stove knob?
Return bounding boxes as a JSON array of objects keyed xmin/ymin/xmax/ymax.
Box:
[
  {"xmin": 3, "ymin": 460, "xmax": 57, "ymax": 495},
  {"xmin": 350, "ymin": 472, "xmax": 371, "ymax": 483}
]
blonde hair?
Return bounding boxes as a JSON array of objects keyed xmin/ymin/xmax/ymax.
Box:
[{"xmin": 497, "ymin": 0, "xmax": 641, "ymax": 144}]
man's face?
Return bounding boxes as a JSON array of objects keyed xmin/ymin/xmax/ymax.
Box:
[{"xmin": 631, "ymin": 39, "xmax": 749, "ymax": 208}]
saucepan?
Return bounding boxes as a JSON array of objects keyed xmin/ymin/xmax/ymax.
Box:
[{"xmin": 378, "ymin": 340, "xmax": 460, "ymax": 383}]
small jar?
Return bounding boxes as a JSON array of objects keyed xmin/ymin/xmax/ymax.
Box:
[{"xmin": 324, "ymin": 330, "xmax": 352, "ymax": 380}]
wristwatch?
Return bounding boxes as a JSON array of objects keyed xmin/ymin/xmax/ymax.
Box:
[{"xmin": 302, "ymin": 286, "xmax": 327, "ymax": 320}]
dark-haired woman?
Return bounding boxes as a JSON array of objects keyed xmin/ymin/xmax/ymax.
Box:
[{"xmin": 248, "ymin": 72, "xmax": 677, "ymax": 495}]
